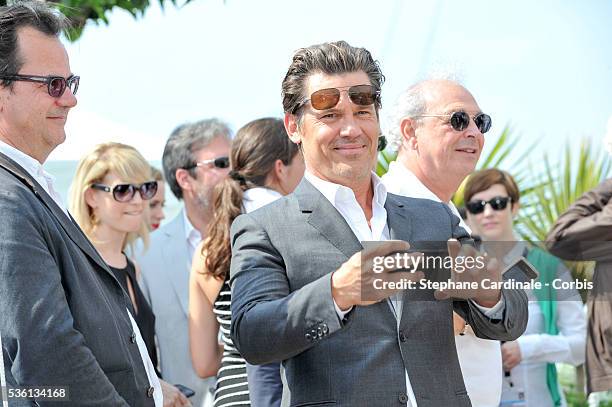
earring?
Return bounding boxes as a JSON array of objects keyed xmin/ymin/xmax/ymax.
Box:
[{"xmin": 377, "ymin": 135, "xmax": 387, "ymax": 151}]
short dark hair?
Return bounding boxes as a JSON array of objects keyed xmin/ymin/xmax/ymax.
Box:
[
  {"xmin": 162, "ymin": 118, "xmax": 232, "ymax": 200},
  {"xmin": 281, "ymin": 40, "xmax": 385, "ymax": 117},
  {"xmin": 0, "ymin": 1, "xmax": 68, "ymax": 89},
  {"xmin": 464, "ymin": 168, "xmax": 520, "ymax": 205}
]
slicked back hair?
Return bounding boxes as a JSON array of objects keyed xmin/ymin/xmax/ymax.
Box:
[
  {"xmin": 281, "ymin": 40, "xmax": 385, "ymax": 118},
  {"xmin": 0, "ymin": 1, "xmax": 68, "ymax": 89}
]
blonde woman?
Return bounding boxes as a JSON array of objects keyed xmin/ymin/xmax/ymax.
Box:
[{"xmin": 70, "ymin": 142, "xmax": 191, "ymax": 407}]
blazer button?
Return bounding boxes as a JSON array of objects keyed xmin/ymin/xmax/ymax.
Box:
[
  {"xmin": 130, "ymin": 333, "xmax": 137, "ymax": 344},
  {"xmin": 398, "ymin": 392, "xmax": 408, "ymax": 403},
  {"xmin": 146, "ymin": 386, "xmax": 155, "ymax": 398},
  {"xmin": 305, "ymin": 333, "xmax": 313, "ymax": 341},
  {"xmin": 398, "ymin": 331, "xmax": 406, "ymax": 342}
]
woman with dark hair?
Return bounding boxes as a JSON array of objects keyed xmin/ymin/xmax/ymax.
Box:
[
  {"xmin": 464, "ymin": 168, "xmax": 585, "ymax": 407},
  {"xmin": 189, "ymin": 117, "xmax": 304, "ymax": 407}
]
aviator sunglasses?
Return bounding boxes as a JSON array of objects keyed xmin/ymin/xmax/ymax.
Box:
[
  {"xmin": 465, "ymin": 196, "xmax": 512, "ymax": 215},
  {"xmin": 91, "ymin": 181, "xmax": 158, "ymax": 203},
  {"xmin": 293, "ymin": 84, "xmax": 380, "ymax": 113},
  {"xmin": 0, "ymin": 74, "xmax": 80, "ymax": 98},
  {"xmin": 416, "ymin": 111, "xmax": 492, "ymax": 134}
]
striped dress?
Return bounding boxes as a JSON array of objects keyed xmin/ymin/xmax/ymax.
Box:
[{"xmin": 213, "ymin": 277, "xmax": 250, "ymax": 406}]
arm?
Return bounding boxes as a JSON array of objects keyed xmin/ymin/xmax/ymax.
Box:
[
  {"xmin": 546, "ymin": 178, "xmax": 612, "ymax": 261},
  {"xmin": 188, "ymin": 242, "xmax": 224, "ymax": 378},
  {"xmin": 449, "ymin": 209, "xmax": 529, "ymax": 341},
  {"xmin": 0, "ymin": 189, "xmax": 128, "ymax": 405},
  {"xmin": 518, "ymin": 263, "xmax": 586, "ymax": 365},
  {"xmin": 245, "ymin": 362, "xmax": 282, "ymax": 407},
  {"xmin": 229, "ymin": 214, "xmax": 345, "ymax": 365}
]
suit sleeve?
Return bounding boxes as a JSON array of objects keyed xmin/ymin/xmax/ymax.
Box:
[
  {"xmin": 0, "ymin": 189, "xmax": 128, "ymax": 406},
  {"xmin": 447, "ymin": 206, "xmax": 529, "ymax": 342},
  {"xmin": 229, "ymin": 213, "xmax": 344, "ymax": 365},
  {"xmin": 546, "ymin": 178, "xmax": 612, "ymax": 262}
]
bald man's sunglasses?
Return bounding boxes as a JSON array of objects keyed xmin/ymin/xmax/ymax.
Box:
[
  {"xmin": 466, "ymin": 196, "xmax": 512, "ymax": 215},
  {"xmin": 294, "ymin": 84, "xmax": 380, "ymax": 113},
  {"xmin": 91, "ymin": 181, "xmax": 158, "ymax": 202},
  {"xmin": 0, "ymin": 74, "xmax": 79, "ymax": 98},
  {"xmin": 416, "ymin": 111, "xmax": 492, "ymax": 134}
]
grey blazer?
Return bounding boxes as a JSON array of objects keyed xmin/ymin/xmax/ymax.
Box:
[
  {"xmin": 0, "ymin": 153, "xmax": 154, "ymax": 406},
  {"xmin": 230, "ymin": 179, "xmax": 528, "ymax": 407},
  {"xmin": 135, "ymin": 211, "xmax": 214, "ymax": 407}
]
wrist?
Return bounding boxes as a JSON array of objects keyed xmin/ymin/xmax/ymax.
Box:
[{"xmin": 331, "ymin": 271, "xmax": 352, "ymax": 311}]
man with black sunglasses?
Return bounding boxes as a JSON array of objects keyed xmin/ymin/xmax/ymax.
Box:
[
  {"xmin": 382, "ymin": 78, "xmax": 517, "ymax": 406},
  {"xmin": 0, "ymin": 2, "xmax": 162, "ymax": 406},
  {"xmin": 134, "ymin": 118, "xmax": 231, "ymax": 407},
  {"xmin": 229, "ymin": 42, "xmax": 527, "ymax": 407}
]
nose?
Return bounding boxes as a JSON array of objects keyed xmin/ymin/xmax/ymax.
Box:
[
  {"xmin": 337, "ymin": 96, "xmax": 361, "ymax": 138},
  {"xmin": 57, "ymin": 87, "xmax": 77, "ymax": 108},
  {"xmin": 482, "ymin": 203, "xmax": 495, "ymax": 217},
  {"xmin": 464, "ymin": 116, "xmax": 482, "ymax": 139}
]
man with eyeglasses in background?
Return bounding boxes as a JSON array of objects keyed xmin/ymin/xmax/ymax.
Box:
[
  {"xmin": 229, "ymin": 41, "xmax": 527, "ymax": 407},
  {"xmin": 135, "ymin": 119, "xmax": 231, "ymax": 407},
  {"xmin": 382, "ymin": 78, "xmax": 505, "ymax": 407},
  {"xmin": 0, "ymin": 2, "xmax": 164, "ymax": 405}
]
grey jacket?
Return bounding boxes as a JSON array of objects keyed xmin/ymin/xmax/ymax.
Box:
[
  {"xmin": 230, "ymin": 179, "xmax": 528, "ymax": 407},
  {"xmin": 0, "ymin": 153, "xmax": 154, "ymax": 406},
  {"xmin": 546, "ymin": 178, "xmax": 612, "ymax": 393}
]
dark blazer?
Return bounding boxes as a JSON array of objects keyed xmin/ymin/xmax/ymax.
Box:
[
  {"xmin": 546, "ymin": 178, "xmax": 612, "ymax": 393},
  {"xmin": 0, "ymin": 152, "xmax": 155, "ymax": 406},
  {"xmin": 230, "ymin": 179, "xmax": 528, "ymax": 407}
]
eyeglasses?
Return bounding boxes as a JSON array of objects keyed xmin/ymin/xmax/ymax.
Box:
[
  {"xmin": 465, "ymin": 196, "xmax": 512, "ymax": 215},
  {"xmin": 185, "ymin": 156, "xmax": 230, "ymax": 170},
  {"xmin": 416, "ymin": 111, "xmax": 492, "ymax": 134},
  {"xmin": 91, "ymin": 181, "xmax": 158, "ymax": 203},
  {"xmin": 294, "ymin": 84, "xmax": 380, "ymax": 113},
  {"xmin": 0, "ymin": 74, "xmax": 80, "ymax": 98}
]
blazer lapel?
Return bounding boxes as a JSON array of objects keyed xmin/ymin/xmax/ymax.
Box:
[
  {"xmin": 160, "ymin": 212, "xmax": 190, "ymax": 317},
  {"xmin": 294, "ymin": 179, "xmax": 362, "ymax": 259},
  {"xmin": 384, "ymin": 193, "xmax": 413, "ymax": 242},
  {"xmin": 0, "ymin": 152, "xmax": 111, "ymax": 273}
]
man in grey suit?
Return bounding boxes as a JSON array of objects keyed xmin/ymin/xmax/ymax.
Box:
[
  {"xmin": 230, "ymin": 40, "xmax": 528, "ymax": 407},
  {"xmin": 135, "ymin": 119, "xmax": 231, "ymax": 407},
  {"xmin": 0, "ymin": 2, "xmax": 160, "ymax": 405}
]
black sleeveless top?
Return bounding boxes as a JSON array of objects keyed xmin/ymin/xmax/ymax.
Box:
[{"xmin": 108, "ymin": 257, "xmax": 159, "ymax": 377}]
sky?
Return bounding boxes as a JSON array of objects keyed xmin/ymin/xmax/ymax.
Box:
[{"xmin": 50, "ymin": 0, "xmax": 612, "ymax": 170}]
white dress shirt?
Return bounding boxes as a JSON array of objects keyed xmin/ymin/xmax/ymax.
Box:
[
  {"xmin": 0, "ymin": 140, "xmax": 163, "ymax": 406},
  {"xmin": 382, "ymin": 160, "xmax": 504, "ymax": 407},
  {"xmin": 500, "ymin": 242, "xmax": 586, "ymax": 407},
  {"xmin": 242, "ymin": 187, "xmax": 282, "ymax": 213},
  {"xmin": 304, "ymin": 171, "xmax": 422, "ymax": 406},
  {"xmin": 183, "ymin": 209, "xmax": 202, "ymax": 263}
]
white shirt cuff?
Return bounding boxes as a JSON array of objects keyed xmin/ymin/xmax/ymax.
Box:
[
  {"xmin": 470, "ymin": 295, "xmax": 505, "ymax": 319},
  {"xmin": 333, "ymin": 298, "xmax": 353, "ymax": 321}
]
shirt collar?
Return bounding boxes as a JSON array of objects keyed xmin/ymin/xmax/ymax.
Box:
[
  {"xmin": 304, "ymin": 170, "xmax": 387, "ymax": 209},
  {"xmin": 0, "ymin": 139, "xmax": 47, "ymax": 180},
  {"xmin": 182, "ymin": 209, "xmax": 199, "ymax": 243},
  {"xmin": 383, "ymin": 160, "xmax": 441, "ymax": 203}
]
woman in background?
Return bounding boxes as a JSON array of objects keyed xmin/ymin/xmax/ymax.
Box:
[
  {"xmin": 464, "ymin": 168, "xmax": 586, "ymax": 407},
  {"xmin": 148, "ymin": 166, "xmax": 166, "ymax": 231},
  {"xmin": 70, "ymin": 142, "xmax": 190, "ymax": 407},
  {"xmin": 189, "ymin": 118, "xmax": 304, "ymax": 407}
]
